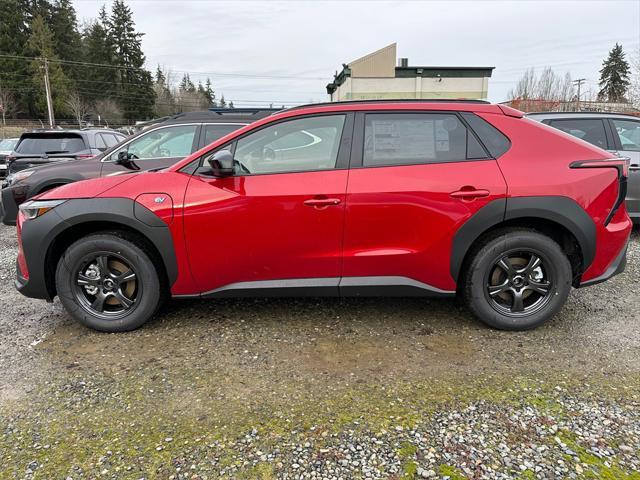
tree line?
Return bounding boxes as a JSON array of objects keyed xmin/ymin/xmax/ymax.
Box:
[
  {"xmin": 0, "ymin": 0, "xmax": 231, "ymax": 126},
  {"xmin": 508, "ymin": 43, "xmax": 639, "ymax": 112}
]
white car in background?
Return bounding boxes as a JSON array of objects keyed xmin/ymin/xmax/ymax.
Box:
[{"xmin": 0, "ymin": 137, "xmax": 19, "ymax": 179}]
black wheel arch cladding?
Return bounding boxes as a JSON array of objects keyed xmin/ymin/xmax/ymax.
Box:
[
  {"xmin": 19, "ymin": 198, "xmax": 178, "ymax": 300},
  {"xmin": 450, "ymin": 196, "xmax": 596, "ymax": 282}
]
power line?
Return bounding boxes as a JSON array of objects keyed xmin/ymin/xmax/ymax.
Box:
[{"xmin": 0, "ymin": 54, "xmax": 327, "ymax": 81}]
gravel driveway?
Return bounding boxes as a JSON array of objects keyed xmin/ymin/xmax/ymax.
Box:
[{"xmin": 1, "ymin": 224, "xmax": 639, "ymax": 479}]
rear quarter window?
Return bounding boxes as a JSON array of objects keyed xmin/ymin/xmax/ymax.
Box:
[{"xmin": 461, "ymin": 112, "xmax": 511, "ymax": 158}]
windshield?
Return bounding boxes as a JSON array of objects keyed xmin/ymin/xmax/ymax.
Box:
[
  {"xmin": 0, "ymin": 138, "xmax": 18, "ymax": 151},
  {"xmin": 16, "ymin": 134, "xmax": 86, "ymax": 155}
]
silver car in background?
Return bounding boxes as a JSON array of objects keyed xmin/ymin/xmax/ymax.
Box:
[{"xmin": 528, "ymin": 112, "xmax": 640, "ymax": 224}]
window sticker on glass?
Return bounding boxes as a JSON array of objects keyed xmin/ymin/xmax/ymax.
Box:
[{"xmin": 370, "ymin": 119, "xmax": 436, "ymax": 161}]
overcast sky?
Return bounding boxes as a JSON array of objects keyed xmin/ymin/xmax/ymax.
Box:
[{"xmin": 73, "ymin": 0, "xmax": 640, "ymax": 107}]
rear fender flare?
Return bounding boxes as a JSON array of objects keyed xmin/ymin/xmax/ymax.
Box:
[{"xmin": 450, "ymin": 196, "xmax": 596, "ymax": 282}]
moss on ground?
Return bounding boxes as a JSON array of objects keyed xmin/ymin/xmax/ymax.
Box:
[{"xmin": 1, "ymin": 370, "xmax": 639, "ymax": 478}]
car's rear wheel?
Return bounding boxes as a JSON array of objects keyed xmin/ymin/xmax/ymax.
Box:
[
  {"xmin": 56, "ymin": 233, "xmax": 164, "ymax": 332},
  {"xmin": 463, "ymin": 229, "xmax": 572, "ymax": 330}
]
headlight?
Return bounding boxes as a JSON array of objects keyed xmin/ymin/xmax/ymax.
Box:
[
  {"xmin": 19, "ymin": 200, "xmax": 66, "ymax": 220},
  {"xmin": 6, "ymin": 170, "xmax": 34, "ymax": 185}
]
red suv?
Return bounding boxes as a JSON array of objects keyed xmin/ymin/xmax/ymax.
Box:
[{"xmin": 14, "ymin": 101, "xmax": 632, "ymax": 332}]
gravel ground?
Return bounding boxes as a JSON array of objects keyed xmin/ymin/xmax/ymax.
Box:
[{"xmin": 0, "ymin": 224, "xmax": 639, "ymax": 479}]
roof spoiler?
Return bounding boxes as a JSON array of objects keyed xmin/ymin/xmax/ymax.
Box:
[{"xmin": 498, "ymin": 105, "xmax": 524, "ymax": 118}]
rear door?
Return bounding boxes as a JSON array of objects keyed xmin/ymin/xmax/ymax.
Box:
[
  {"xmin": 608, "ymin": 117, "xmax": 640, "ymax": 219},
  {"xmin": 342, "ymin": 111, "xmax": 508, "ymax": 293},
  {"xmin": 100, "ymin": 124, "xmax": 200, "ymax": 176}
]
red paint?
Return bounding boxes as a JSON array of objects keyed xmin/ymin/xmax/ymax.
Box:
[{"xmin": 31, "ymin": 102, "xmax": 632, "ymax": 295}]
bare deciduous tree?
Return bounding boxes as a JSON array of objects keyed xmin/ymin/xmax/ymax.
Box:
[
  {"xmin": 508, "ymin": 67, "xmax": 575, "ymax": 112},
  {"xmin": 629, "ymin": 48, "xmax": 640, "ymax": 108},
  {"xmin": 65, "ymin": 92, "xmax": 90, "ymax": 127},
  {"xmin": 0, "ymin": 84, "xmax": 18, "ymax": 126}
]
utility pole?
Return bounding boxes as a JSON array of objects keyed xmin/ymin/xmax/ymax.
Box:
[
  {"xmin": 41, "ymin": 57, "xmax": 55, "ymax": 128},
  {"xmin": 573, "ymin": 78, "xmax": 586, "ymax": 111}
]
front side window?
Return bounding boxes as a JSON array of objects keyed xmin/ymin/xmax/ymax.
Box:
[
  {"xmin": 232, "ymin": 115, "xmax": 346, "ymax": 175},
  {"xmin": 111, "ymin": 125, "xmax": 198, "ymax": 160},
  {"xmin": 549, "ymin": 119, "xmax": 608, "ymax": 149},
  {"xmin": 612, "ymin": 119, "xmax": 640, "ymax": 151},
  {"xmin": 363, "ymin": 113, "xmax": 486, "ymax": 167}
]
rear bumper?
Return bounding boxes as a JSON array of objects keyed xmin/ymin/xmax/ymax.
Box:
[{"xmin": 579, "ymin": 240, "xmax": 628, "ymax": 287}]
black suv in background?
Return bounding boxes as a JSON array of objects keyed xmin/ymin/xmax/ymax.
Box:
[
  {"xmin": 7, "ymin": 128, "xmax": 126, "ymax": 175},
  {"xmin": 0, "ymin": 108, "xmax": 279, "ymax": 225}
]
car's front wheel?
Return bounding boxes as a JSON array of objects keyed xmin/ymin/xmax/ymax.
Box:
[
  {"xmin": 56, "ymin": 232, "xmax": 164, "ymax": 332},
  {"xmin": 463, "ymin": 229, "xmax": 572, "ymax": 330}
]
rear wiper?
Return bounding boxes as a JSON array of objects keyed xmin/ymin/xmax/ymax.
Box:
[{"xmin": 43, "ymin": 150, "xmax": 69, "ymax": 155}]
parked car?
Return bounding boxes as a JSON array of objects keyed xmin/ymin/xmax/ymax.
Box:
[
  {"xmin": 0, "ymin": 109, "xmax": 278, "ymax": 225},
  {"xmin": 6, "ymin": 128, "xmax": 127, "ymax": 175},
  {"xmin": 528, "ymin": 112, "xmax": 640, "ymax": 223},
  {"xmin": 0, "ymin": 137, "xmax": 19, "ymax": 178},
  {"xmin": 14, "ymin": 100, "xmax": 631, "ymax": 332}
]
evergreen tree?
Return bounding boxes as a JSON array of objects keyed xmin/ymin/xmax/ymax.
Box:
[
  {"xmin": 179, "ymin": 73, "xmax": 195, "ymax": 93},
  {"xmin": 81, "ymin": 16, "xmax": 117, "ymax": 103},
  {"xmin": 0, "ymin": 0, "xmax": 31, "ymax": 116},
  {"xmin": 598, "ymin": 43, "xmax": 631, "ymax": 102},
  {"xmin": 49, "ymin": 0, "xmax": 82, "ymax": 74},
  {"xmin": 204, "ymin": 78, "xmax": 215, "ymax": 105},
  {"xmin": 106, "ymin": 0, "xmax": 155, "ymax": 120},
  {"xmin": 27, "ymin": 14, "xmax": 70, "ymax": 118},
  {"xmin": 218, "ymin": 94, "xmax": 226, "ymax": 108},
  {"xmin": 228, "ymin": 100, "xmax": 234, "ymax": 109}
]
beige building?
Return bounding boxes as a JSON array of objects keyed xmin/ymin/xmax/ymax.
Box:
[{"xmin": 326, "ymin": 43, "xmax": 494, "ymax": 101}]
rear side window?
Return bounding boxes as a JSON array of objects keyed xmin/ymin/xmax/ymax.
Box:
[
  {"xmin": 203, "ymin": 124, "xmax": 244, "ymax": 146},
  {"xmin": 363, "ymin": 113, "xmax": 487, "ymax": 167},
  {"xmin": 16, "ymin": 134, "xmax": 86, "ymax": 154},
  {"xmin": 460, "ymin": 112, "xmax": 511, "ymax": 158},
  {"xmin": 611, "ymin": 119, "xmax": 640, "ymax": 151},
  {"xmin": 548, "ymin": 118, "xmax": 608, "ymax": 150},
  {"xmin": 103, "ymin": 133, "xmax": 121, "ymax": 147}
]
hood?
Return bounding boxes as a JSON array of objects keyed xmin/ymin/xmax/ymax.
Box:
[{"xmin": 36, "ymin": 173, "xmax": 136, "ymax": 200}]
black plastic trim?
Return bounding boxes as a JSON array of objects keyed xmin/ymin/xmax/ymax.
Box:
[
  {"xmin": 17, "ymin": 198, "xmax": 178, "ymax": 301},
  {"xmin": 450, "ymin": 196, "xmax": 597, "ymax": 282},
  {"xmin": 174, "ymin": 276, "xmax": 455, "ymax": 299}
]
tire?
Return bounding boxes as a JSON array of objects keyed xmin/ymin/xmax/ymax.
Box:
[
  {"xmin": 55, "ymin": 232, "xmax": 165, "ymax": 332},
  {"xmin": 463, "ymin": 228, "xmax": 572, "ymax": 331}
]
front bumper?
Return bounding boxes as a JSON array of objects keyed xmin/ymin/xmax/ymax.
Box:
[{"xmin": 579, "ymin": 241, "xmax": 628, "ymax": 287}]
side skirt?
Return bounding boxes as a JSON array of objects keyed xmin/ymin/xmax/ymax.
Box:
[{"xmin": 173, "ymin": 276, "xmax": 455, "ymax": 299}]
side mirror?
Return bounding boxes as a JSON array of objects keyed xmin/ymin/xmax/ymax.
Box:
[
  {"xmin": 116, "ymin": 150, "xmax": 130, "ymax": 164},
  {"xmin": 207, "ymin": 149, "xmax": 234, "ymax": 177}
]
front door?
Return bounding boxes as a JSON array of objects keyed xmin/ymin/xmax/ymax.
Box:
[
  {"xmin": 342, "ymin": 111, "xmax": 508, "ymax": 293},
  {"xmin": 182, "ymin": 113, "xmax": 352, "ymax": 294}
]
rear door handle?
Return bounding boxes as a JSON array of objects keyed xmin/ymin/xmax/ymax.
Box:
[
  {"xmin": 449, "ymin": 188, "xmax": 490, "ymax": 200},
  {"xmin": 303, "ymin": 198, "xmax": 342, "ymax": 207}
]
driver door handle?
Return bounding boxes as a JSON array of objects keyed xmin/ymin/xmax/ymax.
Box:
[{"xmin": 303, "ymin": 197, "xmax": 342, "ymax": 207}]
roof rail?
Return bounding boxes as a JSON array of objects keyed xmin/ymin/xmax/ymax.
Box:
[{"xmin": 283, "ymin": 98, "xmax": 491, "ymax": 112}]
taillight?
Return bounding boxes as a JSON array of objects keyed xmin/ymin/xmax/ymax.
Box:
[
  {"xmin": 570, "ymin": 157, "xmax": 630, "ymax": 178},
  {"xmin": 570, "ymin": 157, "xmax": 630, "ymax": 226}
]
